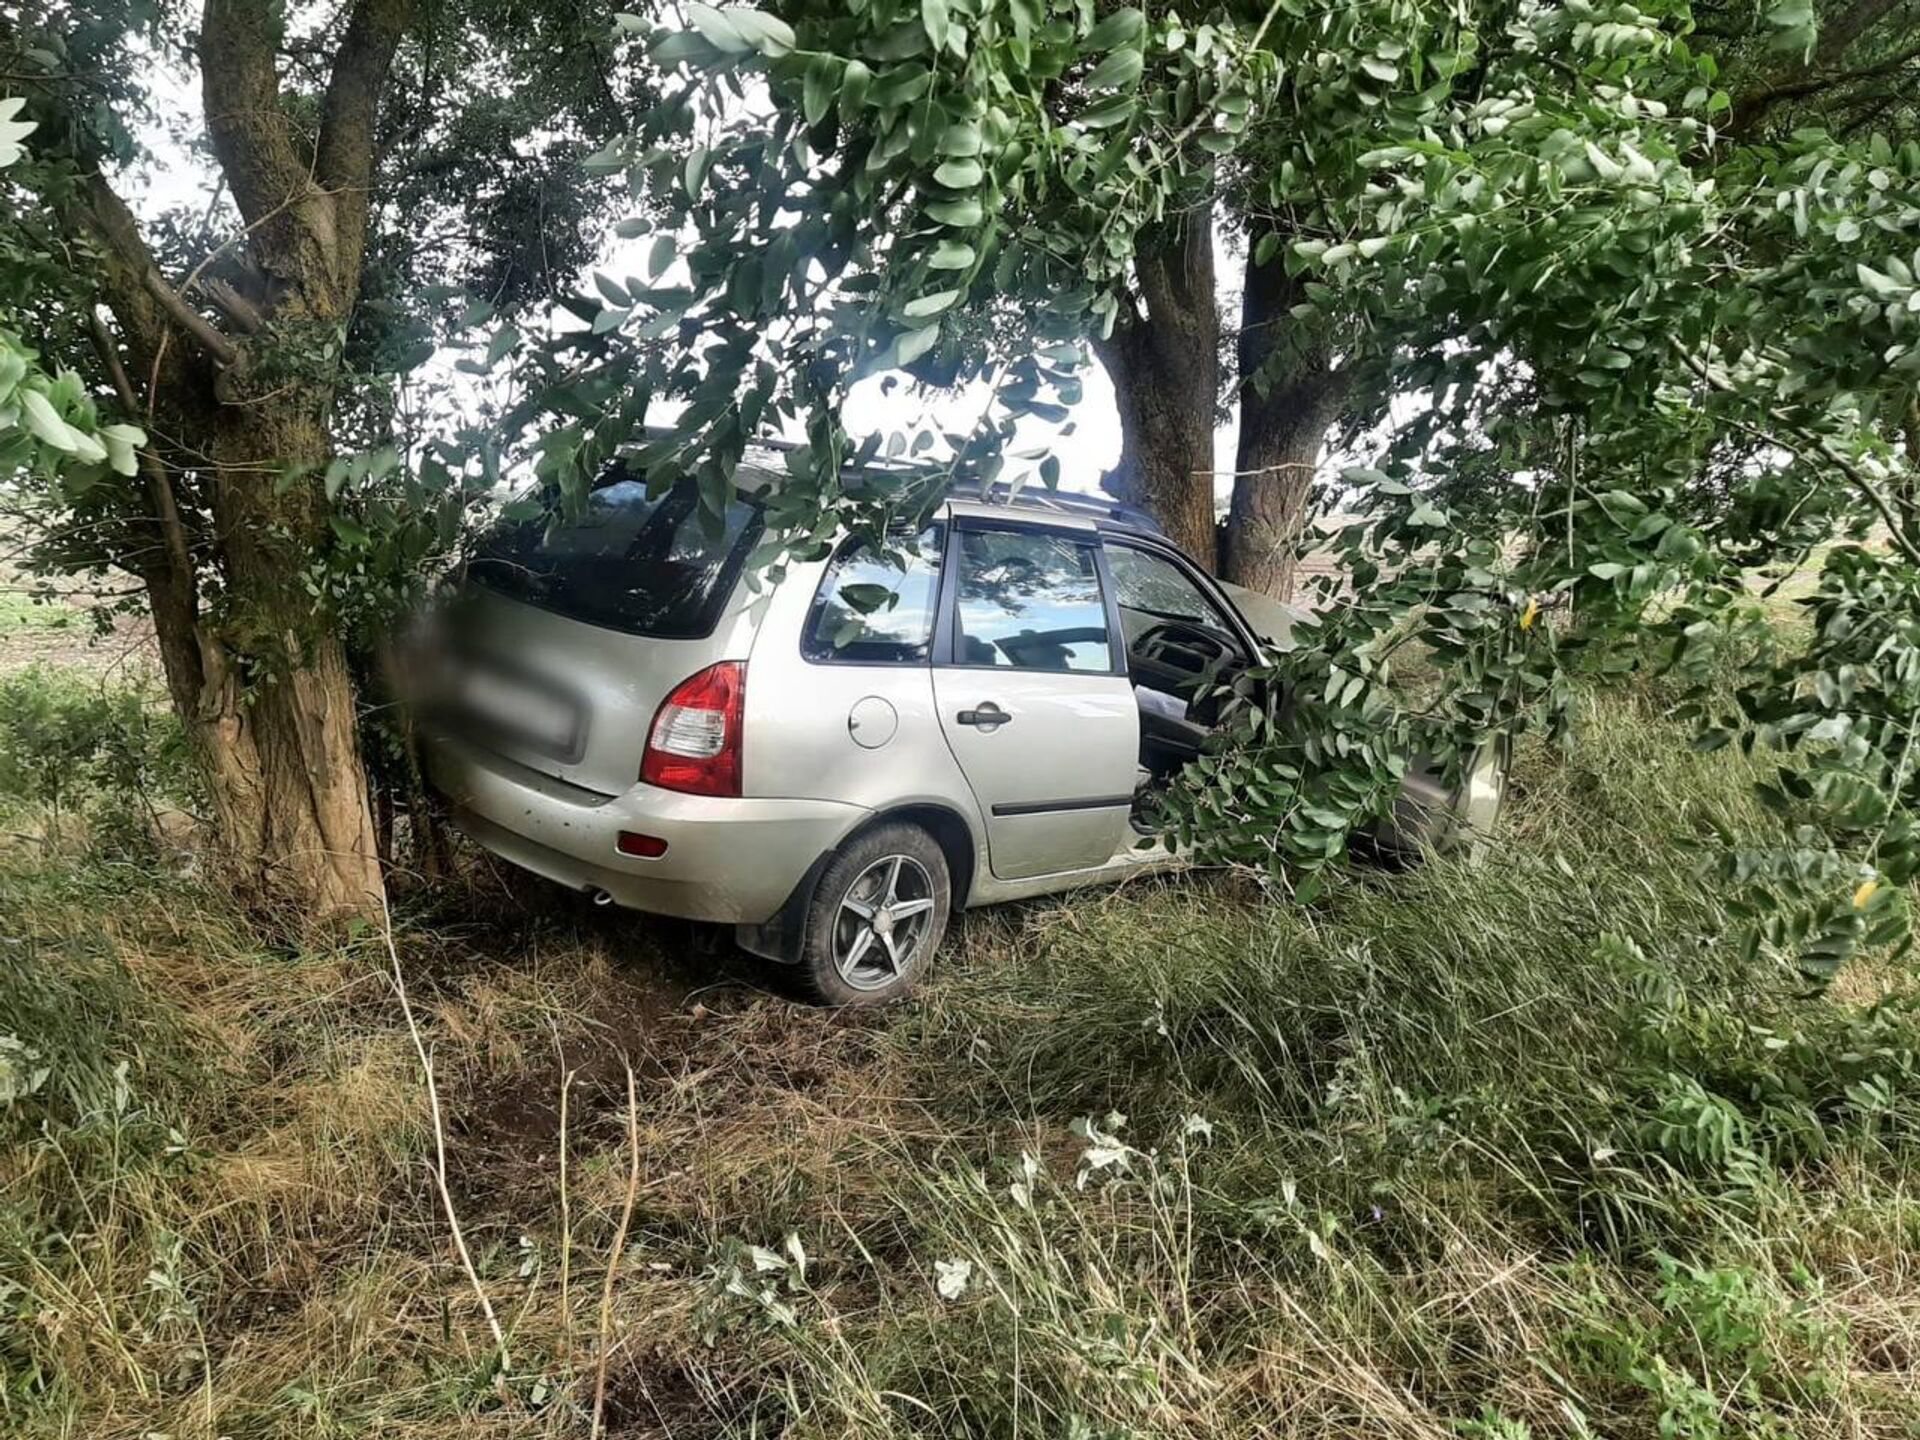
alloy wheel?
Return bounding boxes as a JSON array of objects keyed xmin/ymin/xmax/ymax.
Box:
[{"xmin": 832, "ymin": 854, "xmax": 936, "ymax": 991}]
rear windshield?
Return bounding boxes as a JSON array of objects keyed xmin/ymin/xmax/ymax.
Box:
[{"xmin": 468, "ymin": 474, "xmax": 760, "ymax": 639}]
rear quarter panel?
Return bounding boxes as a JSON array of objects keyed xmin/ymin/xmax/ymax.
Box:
[{"xmin": 742, "ymin": 558, "xmax": 986, "ymax": 865}]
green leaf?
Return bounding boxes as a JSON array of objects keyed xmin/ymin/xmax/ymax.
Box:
[
  {"xmin": 594, "ymin": 272, "xmax": 629, "ymax": 307},
  {"xmin": 581, "ymin": 143, "xmax": 626, "ymax": 175},
  {"xmin": 939, "ymin": 121, "xmax": 982, "ymax": 157},
  {"xmin": 1858, "ymin": 263, "xmax": 1900, "ymax": 297},
  {"xmin": 684, "ymin": 145, "xmax": 712, "ymax": 199},
  {"xmin": 727, "ymin": 8, "xmax": 796, "ymax": 56},
  {"xmin": 903, "ymin": 289, "xmax": 961, "ymax": 318},
  {"xmin": 895, "ymin": 324, "xmax": 941, "ymax": 367},
  {"xmin": 1084, "ymin": 8, "xmax": 1145, "ymax": 50},
  {"xmin": 485, "ymin": 325, "xmax": 522, "ymax": 366},
  {"xmin": 1080, "ymin": 92, "xmax": 1136, "ymax": 128},
  {"xmin": 927, "ymin": 240, "xmax": 976, "ymax": 270},
  {"xmin": 803, "ymin": 58, "xmax": 836, "ymax": 128},
  {"xmin": 650, "ymin": 30, "xmax": 721, "ymax": 66},
  {"xmin": 330, "ymin": 514, "xmax": 372, "ymax": 547},
  {"xmin": 924, "ymin": 197, "xmax": 983, "ymax": 226},
  {"xmin": 18, "ymin": 389, "xmax": 76, "ymax": 452},
  {"xmin": 98, "ymin": 423, "xmax": 144, "ymax": 478},
  {"xmin": 1765, "ymin": 0, "xmax": 1816, "ymax": 56},
  {"xmin": 687, "ymin": 3, "xmax": 749, "ymax": 54},
  {"xmin": 837, "ymin": 582, "xmax": 897, "ymax": 614},
  {"xmin": 64, "ymin": 427, "xmax": 106, "ymax": 467},
  {"xmin": 933, "ymin": 158, "xmax": 983, "ymax": 188},
  {"xmin": 921, "ymin": 0, "xmax": 951, "ymax": 51},
  {"xmin": 840, "ymin": 59, "xmax": 872, "ymax": 112},
  {"xmin": 1084, "ymin": 46, "xmax": 1143, "ymax": 92}
]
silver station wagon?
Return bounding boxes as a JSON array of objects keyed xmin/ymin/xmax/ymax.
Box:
[{"xmin": 424, "ymin": 461, "xmax": 1507, "ymax": 1004}]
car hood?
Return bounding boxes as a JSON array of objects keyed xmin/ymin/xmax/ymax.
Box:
[{"xmin": 1216, "ymin": 579, "xmax": 1316, "ymax": 658}]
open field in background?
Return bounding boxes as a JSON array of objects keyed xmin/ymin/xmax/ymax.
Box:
[
  {"xmin": 0, "ymin": 578, "xmax": 157, "ymax": 680},
  {"xmin": 3, "ymin": 651, "xmax": 1919, "ymax": 1440}
]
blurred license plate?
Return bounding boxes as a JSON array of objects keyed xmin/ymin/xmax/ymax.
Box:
[{"xmin": 459, "ymin": 668, "xmax": 577, "ymax": 751}]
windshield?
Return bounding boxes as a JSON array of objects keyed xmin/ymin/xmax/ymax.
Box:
[{"xmin": 468, "ymin": 470, "xmax": 760, "ymax": 639}]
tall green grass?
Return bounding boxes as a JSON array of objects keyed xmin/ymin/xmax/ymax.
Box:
[
  {"xmin": 759, "ymin": 686, "xmax": 1920, "ymax": 1438},
  {"xmin": 2, "ymin": 675, "xmax": 1916, "ymax": 1438}
]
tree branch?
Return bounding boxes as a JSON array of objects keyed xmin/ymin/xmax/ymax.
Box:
[
  {"xmin": 1727, "ymin": 36, "xmax": 1920, "ymax": 134},
  {"xmin": 192, "ymin": 275, "xmax": 267, "ymax": 334},
  {"xmin": 314, "ymin": 0, "xmax": 411, "ymax": 289},
  {"xmin": 198, "ymin": 0, "xmax": 310, "ymax": 233},
  {"xmin": 1674, "ymin": 343, "xmax": 1920, "ymax": 566},
  {"xmin": 1815, "ymin": 0, "xmax": 1912, "ymax": 66},
  {"xmin": 87, "ymin": 311, "xmax": 201, "ymax": 590},
  {"xmin": 198, "ymin": 0, "xmax": 409, "ymax": 304},
  {"xmin": 142, "ymin": 268, "xmax": 239, "ymax": 366},
  {"xmin": 316, "ymin": 0, "xmax": 411, "ymax": 195}
]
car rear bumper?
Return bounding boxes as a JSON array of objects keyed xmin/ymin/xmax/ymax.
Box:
[{"xmin": 425, "ymin": 733, "xmax": 869, "ymax": 923}]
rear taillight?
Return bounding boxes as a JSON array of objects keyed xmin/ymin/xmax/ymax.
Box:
[{"xmin": 640, "ymin": 661, "xmax": 744, "ymax": 797}]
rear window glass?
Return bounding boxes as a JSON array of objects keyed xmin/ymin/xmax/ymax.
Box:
[
  {"xmin": 468, "ymin": 473, "xmax": 759, "ymax": 639},
  {"xmin": 802, "ymin": 525, "xmax": 944, "ymax": 664}
]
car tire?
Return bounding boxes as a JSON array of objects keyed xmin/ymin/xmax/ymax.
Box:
[{"xmin": 796, "ymin": 822, "xmax": 951, "ymax": 1006}]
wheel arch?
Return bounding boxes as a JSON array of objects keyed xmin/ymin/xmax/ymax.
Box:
[
  {"xmin": 734, "ymin": 800, "xmax": 982, "ymax": 963},
  {"xmin": 867, "ymin": 801, "xmax": 978, "ymax": 907}
]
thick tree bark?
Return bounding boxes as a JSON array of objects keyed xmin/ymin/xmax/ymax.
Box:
[
  {"xmin": 1094, "ymin": 201, "xmax": 1221, "ymax": 568},
  {"xmin": 200, "ymin": 401, "xmax": 385, "ymax": 919},
  {"xmin": 1222, "ymin": 240, "xmax": 1348, "ymax": 600}
]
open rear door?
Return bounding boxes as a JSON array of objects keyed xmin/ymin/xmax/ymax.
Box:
[{"xmin": 932, "ymin": 522, "xmax": 1138, "ymax": 880}]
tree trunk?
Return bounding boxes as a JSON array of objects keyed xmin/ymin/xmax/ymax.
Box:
[
  {"xmin": 25, "ymin": 0, "xmax": 407, "ymax": 925},
  {"xmin": 1222, "ymin": 240, "xmax": 1349, "ymax": 599},
  {"xmin": 203, "ymin": 408, "xmax": 384, "ymax": 919},
  {"xmin": 128, "ymin": 401, "xmax": 384, "ymax": 921},
  {"xmin": 1095, "ymin": 201, "xmax": 1221, "ymax": 567}
]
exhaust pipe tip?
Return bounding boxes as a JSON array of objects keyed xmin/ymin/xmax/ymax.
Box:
[{"xmin": 588, "ymin": 887, "xmax": 615, "ymax": 907}]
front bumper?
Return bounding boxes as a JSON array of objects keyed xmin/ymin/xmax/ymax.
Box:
[{"xmin": 425, "ymin": 733, "xmax": 869, "ymax": 924}]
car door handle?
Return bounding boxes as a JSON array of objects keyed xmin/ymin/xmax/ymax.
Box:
[{"xmin": 957, "ymin": 703, "xmax": 1012, "ymax": 729}]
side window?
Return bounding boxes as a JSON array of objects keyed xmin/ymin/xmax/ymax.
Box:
[
  {"xmin": 1106, "ymin": 544, "xmax": 1239, "ymax": 646},
  {"xmin": 802, "ymin": 525, "xmax": 943, "ymax": 664},
  {"xmin": 951, "ymin": 528, "xmax": 1113, "ymax": 673}
]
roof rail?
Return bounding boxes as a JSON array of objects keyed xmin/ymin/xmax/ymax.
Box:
[{"xmin": 974, "ymin": 481, "xmax": 1163, "ymax": 534}]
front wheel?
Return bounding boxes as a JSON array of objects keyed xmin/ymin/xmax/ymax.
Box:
[{"xmin": 797, "ymin": 822, "xmax": 951, "ymax": 1006}]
